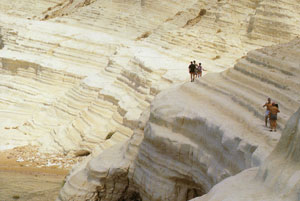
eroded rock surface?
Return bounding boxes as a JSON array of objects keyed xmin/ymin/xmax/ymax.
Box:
[
  {"xmin": 58, "ymin": 39, "xmax": 300, "ymax": 200},
  {"xmin": 1, "ymin": 0, "xmax": 300, "ymax": 167},
  {"xmin": 192, "ymin": 106, "xmax": 300, "ymax": 201},
  {"xmin": 0, "ymin": 0, "xmax": 298, "ymax": 199}
]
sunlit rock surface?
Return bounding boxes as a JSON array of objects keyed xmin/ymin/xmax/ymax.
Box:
[
  {"xmin": 58, "ymin": 38, "xmax": 300, "ymax": 200},
  {"xmin": 1, "ymin": 0, "xmax": 300, "ymax": 163},
  {"xmin": 0, "ymin": 0, "xmax": 299, "ymax": 199},
  {"xmin": 192, "ymin": 106, "xmax": 300, "ymax": 201}
]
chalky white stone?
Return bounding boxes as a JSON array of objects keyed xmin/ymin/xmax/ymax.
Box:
[
  {"xmin": 0, "ymin": 0, "xmax": 299, "ymax": 200},
  {"xmin": 58, "ymin": 39, "xmax": 300, "ymax": 200},
  {"xmin": 192, "ymin": 106, "xmax": 300, "ymax": 201},
  {"xmin": 1, "ymin": 0, "xmax": 299, "ymax": 158}
]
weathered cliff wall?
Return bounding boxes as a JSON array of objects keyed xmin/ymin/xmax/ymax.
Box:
[
  {"xmin": 1, "ymin": 0, "xmax": 299, "ymax": 167},
  {"xmin": 192, "ymin": 106, "xmax": 300, "ymax": 201},
  {"xmin": 0, "ymin": 48, "xmax": 172, "ymax": 167},
  {"xmin": 58, "ymin": 38, "xmax": 300, "ymax": 200},
  {"xmin": 0, "ymin": 0, "xmax": 299, "ymax": 199}
]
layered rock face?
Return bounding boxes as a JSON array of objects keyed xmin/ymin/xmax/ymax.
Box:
[
  {"xmin": 0, "ymin": 0, "xmax": 186, "ymax": 158},
  {"xmin": 192, "ymin": 106, "xmax": 300, "ymax": 201},
  {"xmin": 58, "ymin": 38, "xmax": 300, "ymax": 200},
  {"xmin": 0, "ymin": 0, "xmax": 299, "ymax": 199},
  {"xmin": 1, "ymin": 0, "xmax": 300, "ymax": 163}
]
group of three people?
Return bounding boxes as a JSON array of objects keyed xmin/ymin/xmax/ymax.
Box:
[
  {"xmin": 188, "ymin": 60, "xmax": 204, "ymax": 82},
  {"xmin": 263, "ymin": 98, "xmax": 280, "ymax": 132}
]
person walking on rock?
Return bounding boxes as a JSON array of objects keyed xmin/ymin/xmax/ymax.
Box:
[
  {"xmin": 188, "ymin": 61, "xmax": 196, "ymax": 82},
  {"xmin": 198, "ymin": 62, "xmax": 203, "ymax": 77},
  {"xmin": 263, "ymin": 98, "xmax": 272, "ymax": 127},
  {"xmin": 194, "ymin": 61, "xmax": 199, "ymax": 79},
  {"xmin": 269, "ymin": 102, "xmax": 280, "ymax": 132}
]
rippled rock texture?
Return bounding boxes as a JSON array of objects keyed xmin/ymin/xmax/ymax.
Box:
[
  {"xmin": 192, "ymin": 106, "xmax": 300, "ymax": 201},
  {"xmin": 0, "ymin": 0, "xmax": 300, "ymax": 199},
  {"xmin": 1, "ymin": 0, "xmax": 300, "ymax": 164},
  {"xmin": 58, "ymin": 38, "xmax": 300, "ymax": 200}
]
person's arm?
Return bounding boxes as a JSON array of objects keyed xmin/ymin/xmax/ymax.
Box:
[{"xmin": 263, "ymin": 103, "xmax": 266, "ymax": 107}]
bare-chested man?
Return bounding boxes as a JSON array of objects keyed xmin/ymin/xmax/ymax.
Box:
[
  {"xmin": 269, "ymin": 103, "xmax": 280, "ymax": 132},
  {"xmin": 263, "ymin": 98, "xmax": 272, "ymax": 127}
]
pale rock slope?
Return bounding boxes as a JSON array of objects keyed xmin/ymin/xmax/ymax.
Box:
[
  {"xmin": 192, "ymin": 106, "xmax": 300, "ymax": 201},
  {"xmin": 0, "ymin": 0, "xmax": 61, "ymax": 18},
  {"xmin": 0, "ymin": 0, "xmax": 187, "ymax": 158},
  {"xmin": 0, "ymin": 0, "xmax": 299, "ymax": 164},
  {"xmin": 58, "ymin": 39, "xmax": 300, "ymax": 200}
]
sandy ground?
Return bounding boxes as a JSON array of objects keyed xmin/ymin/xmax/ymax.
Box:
[
  {"xmin": 0, "ymin": 151, "xmax": 69, "ymax": 175},
  {"xmin": 0, "ymin": 146, "xmax": 87, "ymax": 201},
  {"xmin": 0, "ymin": 145, "xmax": 86, "ymax": 172},
  {"xmin": 0, "ymin": 169, "xmax": 66, "ymax": 201}
]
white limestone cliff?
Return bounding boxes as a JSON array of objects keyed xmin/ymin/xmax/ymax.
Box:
[
  {"xmin": 192, "ymin": 106, "xmax": 300, "ymax": 201},
  {"xmin": 0, "ymin": 0, "xmax": 299, "ymax": 199},
  {"xmin": 1, "ymin": 0, "xmax": 300, "ymax": 166},
  {"xmin": 58, "ymin": 38, "xmax": 300, "ymax": 200}
]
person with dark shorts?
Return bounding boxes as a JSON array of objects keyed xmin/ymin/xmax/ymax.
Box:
[
  {"xmin": 188, "ymin": 61, "xmax": 196, "ymax": 82},
  {"xmin": 269, "ymin": 102, "xmax": 280, "ymax": 132}
]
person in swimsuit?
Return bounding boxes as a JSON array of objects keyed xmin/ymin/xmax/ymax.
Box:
[
  {"xmin": 193, "ymin": 60, "xmax": 199, "ymax": 79},
  {"xmin": 263, "ymin": 98, "xmax": 272, "ymax": 127},
  {"xmin": 269, "ymin": 102, "xmax": 280, "ymax": 132},
  {"xmin": 198, "ymin": 63, "xmax": 202, "ymax": 77},
  {"xmin": 188, "ymin": 61, "xmax": 196, "ymax": 82}
]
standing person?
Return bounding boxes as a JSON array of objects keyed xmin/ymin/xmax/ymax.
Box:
[
  {"xmin": 198, "ymin": 63, "xmax": 202, "ymax": 77},
  {"xmin": 194, "ymin": 61, "xmax": 199, "ymax": 79},
  {"xmin": 188, "ymin": 61, "xmax": 196, "ymax": 82},
  {"xmin": 263, "ymin": 98, "xmax": 272, "ymax": 127},
  {"xmin": 269, "ymin": 102, "xmax": 280, "ymax": 132}
]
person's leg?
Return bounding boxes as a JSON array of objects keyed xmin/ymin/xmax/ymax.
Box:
[
  {"xmin": 270, "ymin": 120, "xmax": 273, "ymax": 131},
  {"xmin": 265, "ymin": 115, "xmax": 268, "ymax": 127},
  {"xmin": 274, "ymin": 120, "xmax": 277, "ymax": 132},
  {"xmin": 190, "ymin": 73, "xmax": 192, "ymax": 82}
]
